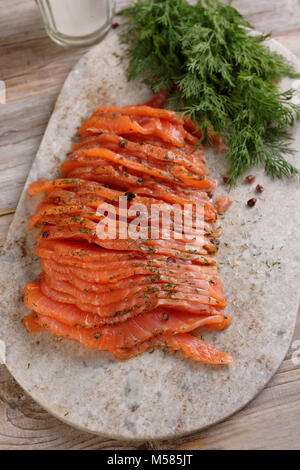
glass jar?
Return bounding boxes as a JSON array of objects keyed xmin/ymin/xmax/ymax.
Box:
[{"xmin": 36, "ymin": 0, "xmax": 115, "ymax": 47}]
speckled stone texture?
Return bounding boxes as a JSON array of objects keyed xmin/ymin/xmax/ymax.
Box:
[{"xmin": 0, "ymin": 31, "xmax": 299, "ymax": 440}]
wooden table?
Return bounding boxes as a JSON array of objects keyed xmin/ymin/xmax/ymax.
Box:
[{"xmin": 0, "ymin": 0, "xmax": 300, "ymax": 450}]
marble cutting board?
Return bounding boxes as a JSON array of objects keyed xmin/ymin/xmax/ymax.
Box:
[{"xmin": 0, "ymin": 30, "xmax": 300, "ymax": 440}]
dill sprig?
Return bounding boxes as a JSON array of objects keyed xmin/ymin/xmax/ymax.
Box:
[{"xmin": 120, "ymin": 0, "xmax": 300, "ymax": 185}]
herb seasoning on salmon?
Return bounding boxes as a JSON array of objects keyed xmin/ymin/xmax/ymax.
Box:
[{"xmin": 24, "ymin": 100, "xmax": 233, "ymax": 365}]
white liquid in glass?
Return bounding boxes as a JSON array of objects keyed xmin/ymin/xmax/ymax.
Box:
[{"xmin": 48, "ymin": 0, "xmax": 108, "ymax": 37}]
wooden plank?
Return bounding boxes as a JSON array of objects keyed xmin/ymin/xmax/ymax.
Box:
[
  {"xmin": 0, "ymin": 214, "xmax": 13, "ymax": 246},
  {"xmin": 0, "ymin": 0, "xmax": 299, "ymax": 451},
  {"xmin": 0, "ymin": 93, "xmax": 57, "ymax": 212}
]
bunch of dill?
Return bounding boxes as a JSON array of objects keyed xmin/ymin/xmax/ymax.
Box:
[{"xmin": 120, "ymin": 0, "xmax": 300, "ymax": 185}]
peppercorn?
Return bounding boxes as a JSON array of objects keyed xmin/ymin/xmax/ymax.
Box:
[
  {"xmin": 247, "ymin": 198, "xmax": 257, "ymax": 207},
  {"xmin": 51, "ymin": 197, "xmax": 61, "ymax": 205},
  {"xmin": 245, "ymin": 175, "xmax": 256, "ymax": 184},
  {"xmin": 256, "ymin": 184, "xmax": 264, "ymax": 193}
]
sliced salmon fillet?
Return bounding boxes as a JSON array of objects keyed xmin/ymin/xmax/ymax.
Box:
[
  {"xmin": 40, "ymin": 275, "xmax": 224, "ymax": 312},
  {"xmin": 29, "ymin": 177, "xmax": 217, "ymax": 213},
  {"xmin": 113, "ymin": 333, "xmax": 233, "ymax": 364},
  {"xmin": 71, "ymin": 133, "xmax": 206, "ymax": 174},
  {"xmin": 93, "ymin": 105, "xmax": 184, "ymax": 124},
  {"xmin": 64, "ymin": 147, "xmax": 207, "ymax": 188},
  {"xmin": 38, "ymin": 274, "xmax": 224, "ymax": 317},
  {"xmin": 78, "ymin": 114, "xmax": 190, "ymax": 148},
  {"xmin": 215, "ymin": 195, "xmax": 233, "ymax": 214},
  {"xmin": 24, "ymin": 101, "xmax": 233, "ymax": 364},
  {"xmin": 26, "ymin": 280, "xmax": 228, "ymax": 329},
  {"xmin": 78, "ymin": 114, "xmax": 154, "ymax": 138},
  {"xmin": 24, "ymin": 283, "xmax": 140, "ymax": 327},
  {"xmin": 23, "ymin": 315, "xmax": 233, "ymax": 364},
  {"xmin": 42, "ymin": 274, "xmax": 225, "ymax": 308},
  {"xmin": 66, "ymin": 164, "xmax": 217, "ymax": 193},
  {"xmin": 36, "ymin": 225, "xmax": 217, "ymax": 263},
  {"xmin": 40, "ymin": 257, "xmax": 218, "ymax": 285},
  {"xmin": 41, "ymin": 260, "xmax": 223, "ymax": 300}
]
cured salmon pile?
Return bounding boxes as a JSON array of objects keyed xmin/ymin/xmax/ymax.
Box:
[{"xmin": 23, "ymin": 95, "xmax": 233, "ymax": 365}]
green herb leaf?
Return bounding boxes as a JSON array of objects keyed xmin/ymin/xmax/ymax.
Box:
[{"xmin": 121, "ymin": 0, "xmax": 300, "ymax": 185}]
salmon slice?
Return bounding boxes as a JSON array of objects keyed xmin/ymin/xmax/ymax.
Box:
[
  {"xmin": 64, "ymin": 147, "xmax": 207, "ymax": 187},
  {"xmin": 42, "ymin": 273, "xmax": 225, "ymax": 307},
  {"xmin": 23, "ymin": 315, "xmax": 45, "ymax": 333},
  {"xmin": 37, "ymin": 273, "xmax": 223, "ymax": 316},
  {"xmin": 26, "ymin": 281, "xmax": 228, "ymax": 329},
  {"xmin": 131, "ymin": 117, "xmax": 188, "ymax": 148},
  {"xmin": 36, "ymin": 243, "xmax": 221, "ymax": 280},
  {"xmin": 71, "ymin": 133, "xmax": 206, "ymax": 174},
  {"xmin": 40, "ymin": 257, "xmax": 219, "ymax": 285},
  {"xmin": 29, "ymin": 203, "xmax": 98, "ymax": 229},
  {"xmin": 44, "ymin": 186, "xmax": 218, "ymax": 225},
  {"xmin": 93, "ymin": 105, "xmax": 184, "ymax": 124},
  {"xmin": 113, "ymin": 333, "xmax": 233, "ymax": 364},
  {"xmin": 66, "ymin": 165, "xmax": 217, "ymax": 195},
  {"xmin": 78, "ymin": 114, "xmax": 189, "ymax": 148},
  {"xmin": 36, "ymin": 224, "xmax": 217, "ymax": 263},
  {"xmin": 23, "ymin": 315, "xmax": 233, "ymax": 364},
  {"xmin": 41, "ymin": 261, "xmax": 222, "ymax": 299},
  {"xmin": 37, "ymin": 248, "xmax": 222, "ymax": 287},
  {"xmin": 39, "ymin": 256, "xmax": 219, "ymax": 289},
  {"xmin": 29, "ymin": 177, "xmax": 216, "ymax": 211},
  {"xmin": 41, "ymin": 272, "xmax": 226, "ymax": 318},
  {"xmin": 78, "ymin": 114, "xmax": 154, "ymax": 138},
  {"xmin": 31, "ymin": 203, "xmax": 214, "ymax": 246},
  {"xmin": 215, "ymin": 195, "xmax": 233, "ymax": 214},
  {"xmin": 40, "ymin": 275, "xmax": 224, "ymax": 311},
  {"xmin": 24, "ymin": 283, "xmax": 139, "ymax": 327},
  {"xmin": 64, "ymin": 157, "xmax": 216, "ymax": 192}
]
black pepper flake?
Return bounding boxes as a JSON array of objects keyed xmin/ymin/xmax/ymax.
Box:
[
  {"xmin": 162, "ymin": 313, "xmax": 170, "ymax": 321},
  {"xmin": 119, "ymin": 140, "xmax": 127, "ymax": 148},
  {"xmin": 125, "ymin": 191, "xmax": 136, "ymax": 202},
  {"xmin": 42, "ymin": 231, "xmax": 50, "ymax": 238}
]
